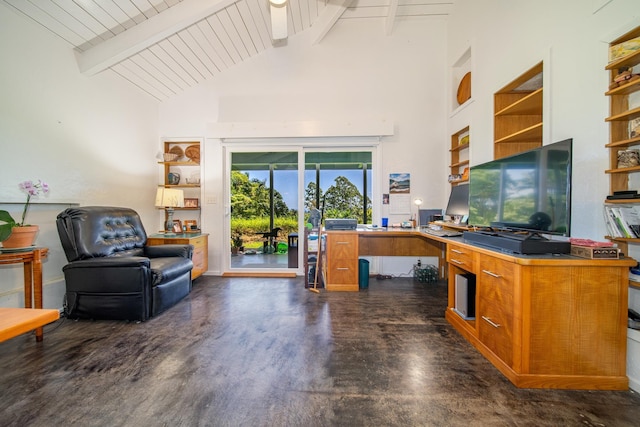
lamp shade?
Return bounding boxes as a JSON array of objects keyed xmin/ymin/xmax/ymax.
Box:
[{"xmin": 155, "ymin": 188, "xmax": 184, "ymax": 208}]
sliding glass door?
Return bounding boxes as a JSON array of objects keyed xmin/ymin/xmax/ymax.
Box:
[{"xmin": 227, "ymin": 147, "xmax": 373, "ymax": 273}]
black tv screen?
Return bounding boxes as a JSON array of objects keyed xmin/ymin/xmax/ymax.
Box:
[{"xmin": 468, "ymin": 139, "xmax": 572, "ymax": 236}]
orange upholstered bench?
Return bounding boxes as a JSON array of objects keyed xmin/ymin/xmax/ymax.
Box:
[{"xmin": 0, "ymin": 307, "xmax": 60, "ymax": 342}]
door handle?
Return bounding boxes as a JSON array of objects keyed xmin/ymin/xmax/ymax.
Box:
[
  {"xmin": 481, "ymin": 269, "xmax": 501, "ymax": 278},
  {"xmin": 482, "ymin": 316, "xmax": 501, "ymax": 328}
]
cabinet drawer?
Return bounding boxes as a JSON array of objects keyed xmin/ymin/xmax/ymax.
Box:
[
  {"xmin": 327, "ymin": 234, "xmax": 358, "ymax": 259},
  {"xmin": 192, "ymin": 247, "xmax": 204, "ymax": 268},
  {"xmin": 328, "ymin": 259, "xmax": 358, "ymax": 285},
  {"xmin": 189, "ymin": 236, "xmax": 206, "ymax": 248},
  {"xmin": 478, "ymin": 264, "xmax": 514, "ymax": 306},
  {"xmin": 447, "ymin": 244, "xmax": 474, "ymax": 272},
  {"xmin": 479, "ymin": 299, "xmax": 513, "ymax": 366}
]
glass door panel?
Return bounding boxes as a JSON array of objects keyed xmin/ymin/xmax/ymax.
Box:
[
  {"xmin": 304, "ymin": 151, "xmax": 372, "ymax": 224},
  {"xmin": 230, "ymin": 152, "xmax": 298, "ymax": 269}
]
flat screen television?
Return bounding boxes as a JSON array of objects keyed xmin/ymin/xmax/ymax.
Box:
[
  {"xmin": 468, "ymin": 139, "xmax": 572, "ymax": 236},
  {"xmin": 445, "ymin": 183, "xmax": 469, "ymax": 223}
]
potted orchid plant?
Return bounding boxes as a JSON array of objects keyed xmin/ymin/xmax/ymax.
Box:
[{"xmin": 0, "ymin": 179, "xmax": 49, "ymax": 246}]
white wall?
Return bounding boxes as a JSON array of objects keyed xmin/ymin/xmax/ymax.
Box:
[
  {"xmin": 0, "ymin": 7, "xmax": 159, "ymax": 309},
  {"xmin": 159, "ymin": 18, "xmax": 450, "ymax": 275}
]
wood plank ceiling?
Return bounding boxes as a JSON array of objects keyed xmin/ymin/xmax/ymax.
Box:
[{"xmin": 2, "ymin": 0, "xmax": 453, "ymax": 101}]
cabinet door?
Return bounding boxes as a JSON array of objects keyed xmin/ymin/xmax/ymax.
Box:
[{"xmin": 478, "ymin": 255, "xmax": 515, "ymax": 367}]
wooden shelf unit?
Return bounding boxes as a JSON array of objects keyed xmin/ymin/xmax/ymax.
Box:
[
  {"xmin": 450, "ymin": 126, "xmax": 470, "ymax": 185},
  {"xmin": 605, "ymin": 27, "xmax": 640, "ymax": 196},
  {"xmin": 604, "ymin": 25, "xmax": 640, "ymax": 327},
  {"xmin": 159, "ymin": 140, "xmax": 202, "ymax": 227},
  {"xmin": 494, "ymin": 62, "xmax": 543, "ymax": 159}
]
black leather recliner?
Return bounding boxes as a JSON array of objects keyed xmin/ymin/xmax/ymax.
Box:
[{"xmin": 56, "ymin": 206, "xmax": 194, "ymax": 321}]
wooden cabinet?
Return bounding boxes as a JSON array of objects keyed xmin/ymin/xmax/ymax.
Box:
[
  {"xmin": 446, "ymin": 241, "xmax": 634, "ymax": 389},
  {"xmin": 159, "ymin": 140, "xmax": 202, "ymax": 228},
  {"xmin": 450, "ymin": 126, "xmax": 469, "ymax": 185},
  {"xmin": 147, "ymin": 233, "xmax": 209, "ymax": 280},
  {"xmin": 324, "ymin": 232, "xmax": 359, "ymax": 291},
  {"xmin": 494, "ymin": 62, "xmax": 543, "ymax": 159}
]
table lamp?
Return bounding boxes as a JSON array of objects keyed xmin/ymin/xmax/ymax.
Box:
[
  {"xmin": 155, "ymin": 188, "xmax": 184, "ymax": 235},
  {"xmin": 413, "ymin": 197, "xmax": 423, "ymax": 227}
]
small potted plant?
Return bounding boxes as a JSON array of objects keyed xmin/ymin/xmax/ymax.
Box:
[
  {"xmin": 231, "ymin": 232, "xmax": 244, "ymax": 255},
  {"xmin": 0, "ymin": 179, "xmax": 49, "ymax": 248}
]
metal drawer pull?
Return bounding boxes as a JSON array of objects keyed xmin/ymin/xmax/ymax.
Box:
[
  {"xmin": 482, "ymin": 316, "xmax": 501, "ymax": 328},
  {"xmin": 451, "ymin": 259, "xmax": 464, "ymax": 265},
  {"xmin": 337, "ymin": 267, "xmax": 349, "ymax": 271},
  {"xmin": 481, "ymin": 269, "xmax": 501, "ymax": 278},
  {"xmin": 451, "ymin": 249, "xmax": 464, "ymax": 254}
]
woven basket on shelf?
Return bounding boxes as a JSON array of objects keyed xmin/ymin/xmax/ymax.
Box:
[{"xmin": 163, "ymin": 153, "xmax": 179, "ymax": 162}]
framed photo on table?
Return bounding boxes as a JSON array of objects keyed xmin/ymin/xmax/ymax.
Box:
[
  {"xmin": 184, "ymin": 219, "xmax": 198, "ymax": 231},
  {"xmin": 172, "ymin": 220, "xmax": 182, "ymax": 233},
  {"xmin": 184, "ymin": 198, "xmax": 199, "ymax": 208}
]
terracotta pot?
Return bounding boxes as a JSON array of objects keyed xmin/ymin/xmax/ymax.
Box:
[{"xmin": 2, "ymin": 225, "xmax": 39, "ymax": 248}]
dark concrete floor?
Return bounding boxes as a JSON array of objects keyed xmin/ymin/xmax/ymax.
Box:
[{"xmin": 1, "ymin": 276, "xmax": 640, "ymax": 427}]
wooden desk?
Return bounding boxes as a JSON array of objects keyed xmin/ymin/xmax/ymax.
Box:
[
  {"xmin": 0, "ymin": 247, "xmax": 50, "ymax": 341},
  {"xmin": 324, "ymin": 229, "xmax": 635, "ymax": 389},
  {"xmin": 0, "ymin": 307, "xmax": 59, "ymax": 343},
  {"xmin": 324, "ymin": 229, "xmax": 448, "ymax": 291},
  {"xmin": 357, "ymin": 229, "xmax": 447, "ymax": 276}
]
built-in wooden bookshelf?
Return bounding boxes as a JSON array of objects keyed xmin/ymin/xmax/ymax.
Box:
[
  {"xmin": 494, "ymin": 62, "xmax": 543, "ymax": 159},
  {"xmin": 450, "ymin": 126, "xmax": 469, "ymax": 185}
]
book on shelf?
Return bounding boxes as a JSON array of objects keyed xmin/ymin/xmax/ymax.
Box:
[{"xmin": 604, "ymin": 204, "xmax": 640, "ymax": 238}]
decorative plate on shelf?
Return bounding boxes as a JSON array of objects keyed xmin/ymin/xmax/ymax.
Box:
[
  {"xmin": 169, "ymin": 145, "xmax": 184, "ymax": 160},
  {"xmin": 456, "ymin": 72, "xmax": 471, "ymax": 105},
  {"xmin": 185, "ymin": 145, "xmax": 200, "ymax": 164}
]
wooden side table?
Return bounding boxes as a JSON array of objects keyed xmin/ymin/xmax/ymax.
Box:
[
  {"xmin": 0, "ymin": 308, "xmax": 59, "ymax": 343},
  {"xmin": 0, "ymin": 247, "xmax": 50, "ymax": 341},
  {"xmin": 147, "ymin": 233, "xmax": 208, "ymax": 279}
]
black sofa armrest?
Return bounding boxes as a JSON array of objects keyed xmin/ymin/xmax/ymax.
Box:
[
  {"xmin": 144, "ymin": 244, "xmax": 193, "ymax": 259},
  {"xmin": 62, "ymin": 256, "xmax": 151, "ymax": 270}
]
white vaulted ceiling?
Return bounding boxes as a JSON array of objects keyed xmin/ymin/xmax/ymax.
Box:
[{"xmin": 2, "ymin": 0, "xmax": 453, "ymax": 101}]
